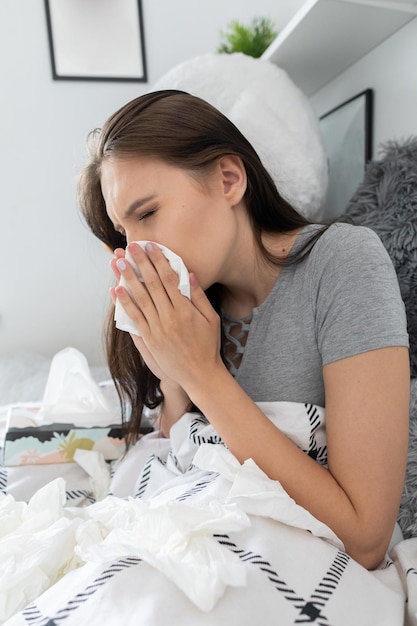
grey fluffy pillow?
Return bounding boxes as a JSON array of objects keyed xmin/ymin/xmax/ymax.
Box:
[
  {"xmin": 341, "ymin": 138, "xmax": 417, "ymax": 378},
  {"xmin": 398, "ymin": 379, "xmax": 417, "ymax": 538}
]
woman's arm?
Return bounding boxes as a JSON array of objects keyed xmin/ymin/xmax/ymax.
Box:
[
  {"xmin": 115, "ymin": 242, "xmax": 410, "ymax": 569},
  {"xmin": 111, "ymin": 249, "xmax": 190, "ymax": 437},
  {"xmin": 185, "ymin": 345, "xmax": 409, "ymax": 570},
  {"xmin": 159, "ymin": 380, "xmax": 191, "ymax": 437}
]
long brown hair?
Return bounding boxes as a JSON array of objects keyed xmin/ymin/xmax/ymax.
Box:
[{"xmin": 78, "ymin": 90, "xmax": 326, "ymax": 446}]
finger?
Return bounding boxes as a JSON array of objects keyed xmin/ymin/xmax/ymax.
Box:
[
  {"xmin": 134, "ymin": 336, "xmax": 147, "ymax": 352},
  {"xmin": 114, "ymin": 284, "xmax": 150, "ymax": 335},
  {"xmin": 110, "ymin": 256, "xmax": 121, "ymax": 282},
  {"xmin": 111, "ymin": 248, "xmax": 127, "ymax": 281},
  {"xmin": 109, "ymin": 286, "xmax": 117, "ymax": 305},
  {"xmin": 116, "ymin": 255, "xmax": 161, "ymax": 330},
  {"xmin": 127, "ymin": 242, "xmax": 180, "ymax": 308},
  {"xmin": 138, "ymin": 242, "xmax": 185, "ymax": 304},
  {"xmin": 189, "ymin": 273, "xmax": 219, "ymax": 322}
]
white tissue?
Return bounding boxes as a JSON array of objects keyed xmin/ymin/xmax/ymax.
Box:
[
  {"xmin": 193, "ymin": 444, "xmax": 344, "ymax": 550},
  {"xmin": 79, "ymin": 497, "xmax": 249, "ymax": 612},
  {"xmin": 74, "ymin": 449, "xmax": 111, "ymax": 501},
  {"xmin": 114, "ymin": 241, "xmax": 190, "ymax": 336},
  {"xmin": 0, "ymin": 479, "xmax": 249, "ymax": 619},
  {"xmin": 38, "ymin": 347, "xmax": 115, "ymax": 427},
  {"xmin": 0, "ymin": 479, "xmax": 83, "ymax": 623}
]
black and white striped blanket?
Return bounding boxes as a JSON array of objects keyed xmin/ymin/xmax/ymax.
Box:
[{"xmin": 1, "ymin": 402, "xmax": 416, "ymax": 625}]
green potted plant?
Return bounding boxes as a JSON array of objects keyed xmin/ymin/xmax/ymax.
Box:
[{"xmin": 217, "ymin": 17, "xmax": 277, "ymax": 59}]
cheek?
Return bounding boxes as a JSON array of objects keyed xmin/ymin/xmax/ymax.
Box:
[{"xmin": 159, "ymin": 197, "xmax": 219, "ymax": 273}]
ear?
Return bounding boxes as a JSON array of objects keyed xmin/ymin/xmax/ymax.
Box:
[{"xmin": 218, "ymin": 155, "xmax": 247, "ymax": 206}]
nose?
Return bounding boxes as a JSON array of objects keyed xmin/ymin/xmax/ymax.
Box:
[{"xmin": 124, "ymin": 230, "xmax": 135, "ymax": 246}]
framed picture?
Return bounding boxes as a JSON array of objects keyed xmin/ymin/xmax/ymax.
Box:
[
  {"xmin": 44, "ymin": 0, "xmax": 147, "ymax": 82},
  {"xmin": 319, "ymin": 89, "xmax": 373, "ymax": 221}
]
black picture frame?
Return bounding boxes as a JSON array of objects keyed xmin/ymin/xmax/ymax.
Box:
[
  {"xmin": 319, "ymin": 89, "xmax": 373, "ymax": 221},
  {"xmin": 44, "ymin": 0, "xmax": 147, "ymax": 82}
]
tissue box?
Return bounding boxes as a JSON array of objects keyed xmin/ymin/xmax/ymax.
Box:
[{"xmin": 3, "ymin": 404, "xmax": 125, "ymax": 466}]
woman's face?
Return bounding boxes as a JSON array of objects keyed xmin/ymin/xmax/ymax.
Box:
[{"xmin": 100, "ymin": 156, "xmax": 244, "ymax": 289}]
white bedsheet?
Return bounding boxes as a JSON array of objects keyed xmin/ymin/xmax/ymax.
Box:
[{"xmin": 1, "ymin": 403, "xmax": 416, "ymax": 625}]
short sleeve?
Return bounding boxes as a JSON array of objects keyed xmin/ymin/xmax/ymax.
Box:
[{"xmin": 310, "ymin": 224, "xmax": 409, "ymax": 365}]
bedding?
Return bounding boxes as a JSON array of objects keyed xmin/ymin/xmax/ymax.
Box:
[{"xmin": 1, "ymin": 400, "xmax": 417, "ymax": 626}]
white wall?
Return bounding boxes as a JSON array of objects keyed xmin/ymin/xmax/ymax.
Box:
[
  {"xmin": 310, "ymin": 16, "xmax": 417, "ymax": 154},
  {"xmin": 0, "ymin": 0, "xmax": 304, "ymax": 365},
  {"xmin": 5, "ymin": 1, "xmax": 413, "ymax": 367}
]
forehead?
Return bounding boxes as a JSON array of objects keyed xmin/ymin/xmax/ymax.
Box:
[
  {"xmin": 101, "ymin": 156, "xmax": 208, "ymax": 200},
  {"xmin": 101, "ymin": 155, "xmax": 155, "ymax": 186},
  {"xmin": 100, "ymin": 156, "xmax": 210, "ymax": 220},
  {"xmin": 100, "ymin": 156, "xmax": 161, "ymax": 202},
  {"xmin": 100, "ymin": 155, "xmax": 197, "ymax": 186}
]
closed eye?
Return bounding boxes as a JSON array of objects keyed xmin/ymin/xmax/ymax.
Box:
[{"xmin": 138, "ymin": 209, "xmax": 156, "ymax": 221}]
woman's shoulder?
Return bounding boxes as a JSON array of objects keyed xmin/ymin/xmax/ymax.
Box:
[
  {"xmin": 309, "ymin": 221, "xmax": 390, "ymax": 266},
  {"xmin": 317, "ymin": 221, "xmax": 383, "ymax": 246},
  {"xmin": 300, "ymin": 221, "xmax": 401, "ymax": 298}
]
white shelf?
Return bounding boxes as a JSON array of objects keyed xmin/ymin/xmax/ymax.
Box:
[{"xmin": 262, "ymin": 0, "xmax": 417, "ymax": 96}]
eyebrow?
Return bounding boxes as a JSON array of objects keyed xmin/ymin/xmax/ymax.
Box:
[
  {"xmin": 113, "ymin": 194, "xmax": 157, "ymax": 231},
  {"xmin": 123, "ymin": 194, "xmax": 157, "ymax": 219}
]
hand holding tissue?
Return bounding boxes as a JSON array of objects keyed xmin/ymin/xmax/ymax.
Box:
[
  {"xmin": 3, "ymin": 348, "xmax": 124, "ymax": 466},
  {"xmin": 114, "ymin": 241, "xmax": 190, "ymax": 336}
]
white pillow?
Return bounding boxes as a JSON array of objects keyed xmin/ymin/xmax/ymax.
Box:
[{"xmin": 152, "ymin": 53, "xmax": 328, "ymax": 220}]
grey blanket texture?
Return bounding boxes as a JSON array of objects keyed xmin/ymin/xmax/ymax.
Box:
[
  {"xmin": 341, "ymin": 138, "xmax": 417, "ymax": 378},
  {"xmin": 398, "ymin": 378, "xmax": 417, "ymax": 538},
  {"xmin": 340, "ymin": 138, "xmax": 417, "ymax": 538}
]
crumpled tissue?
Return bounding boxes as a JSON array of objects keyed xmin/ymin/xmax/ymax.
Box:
[
  {"xmin": 193, "ymin": 443, "xmax": 344, "ymax": 550},
  {"xmin": 74, "ymin": 448, "xmax": 111, "ymax": 502},
  {"xmin": 3, "ymin": 348, "xmax": 124, "ymax": 465},
  {"xmin": 0, "ymin": 478, "xmax": 84, "ymax": 623},
  {"xmin": 114, "ymin": 241, "xmax": 190, "ymax": 336},
  {"xmin": 0, "ymin": 478, "xmax": 249, "ymax": 620},
  {"xmin": 79, "ymin": 495, "xmax": 249, "ymax": 612}
]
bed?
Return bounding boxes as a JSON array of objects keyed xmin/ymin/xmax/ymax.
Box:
[{"xmin": 1, "ymin": 138, "xmax": 417, "ymax": 625}]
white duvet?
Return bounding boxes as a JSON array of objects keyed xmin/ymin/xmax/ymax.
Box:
[{"xmin": 1, "ymin": 403, "xmax": 416, "ymax": 625}]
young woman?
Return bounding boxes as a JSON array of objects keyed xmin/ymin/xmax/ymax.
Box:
[{"xmin": 78, "ymin": 90, "xmax": 410, "ymax": 570}]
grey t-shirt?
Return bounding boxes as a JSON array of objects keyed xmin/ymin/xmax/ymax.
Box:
[{"xmin": 232, "ymin": 223, "xmax": 409, "ymax": 407}]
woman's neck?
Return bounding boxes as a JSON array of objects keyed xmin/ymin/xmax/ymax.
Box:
[{"xmin": 219, "ymin": 228, "xmax": 302, "ymax": 319}]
